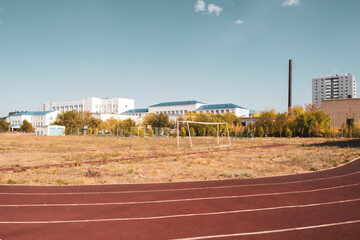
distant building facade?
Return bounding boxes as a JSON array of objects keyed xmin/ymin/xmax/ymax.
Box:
[
  {"xmin": 322, "ymin": 98, "xmax": 360, "ymax": 128},
  {"xmin": 146, "ymin": 100, "xmax": 249, "ymax": 119},
  {"xmin": 6, "ymin": 111, "xmax": 59, "ymax": 131},
  {"xmin": 148, "ymin": 100, "xmax": 205, "ymax": 118},
  {"xmin": 312, "ymin": 73, "xmax": 357, "ymax": 109},
  {"xmin": 196, "ymin": 104, "xmax": 249, "ymax": 117},
  {"xmin": 44, "ymin": 97, "xmax": 134, "ymax": 114}
]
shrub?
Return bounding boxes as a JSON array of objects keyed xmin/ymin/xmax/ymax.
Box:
[
  {"xmin": 285, "ymin": 127, "xmax": 292, "ymax": 138},
  {"xmin": 190, "ymin": 127, "xmax": 196, "ymax": 137},
  {"xmin": 148, "ymin": 128, "xmax": 154, "ymax": 137},
  {"xmin": 257, "ymin": 127, "xmax": 264, "ymax": 137},
  {"xmin": 170, "ymin": 130, "xmax": 177, "ymax": 138},
  {"xmin": 139, "ymin": 129, "xmax": 145, "ymax": 137},
  {"xmin": 180, "ymin": 127, "xmax": 186, "ymax": 137},
  {"xmin": 87, "ymin": 127, "xmax": 93, "ymax": 135}
]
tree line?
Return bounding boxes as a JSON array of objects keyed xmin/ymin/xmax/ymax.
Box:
[
  {"xmin": 254, "ymin": 105, "xmax": 360, "ymax": 138},
  {"xmin": 1, "ymin": 107, "xmax": 360, "ymax": 138}
]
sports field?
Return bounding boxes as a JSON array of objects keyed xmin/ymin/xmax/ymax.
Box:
[{"xmin": 0, "ymin": 135, "xmax": 359, "ymax": 185}]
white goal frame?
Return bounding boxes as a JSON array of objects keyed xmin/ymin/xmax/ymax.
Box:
[{"xmin": 177, "ymin": 121, "xmax": 231, "ymax": 148}]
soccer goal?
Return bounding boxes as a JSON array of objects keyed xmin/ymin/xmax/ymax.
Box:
[{"xmin": 176, "ymin": 121, "xmax": 231, "ymax": 148}]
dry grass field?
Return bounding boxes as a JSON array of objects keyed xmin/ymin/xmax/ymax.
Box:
[{"xmin": 0, "ymin": 134, "xmax": 359, "ymax": 185}]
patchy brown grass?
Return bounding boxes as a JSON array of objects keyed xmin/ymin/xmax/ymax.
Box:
[{"xmin": 0, "ymin": 135, "xmax": 359, "ymax": 185}]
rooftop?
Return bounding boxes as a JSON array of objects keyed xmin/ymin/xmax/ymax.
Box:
[
  {"xmin": 9, "ymin": 111, "xmax": 56, "ymax": 116},
  {"xmin": 322, "ymin": 98, "xmax": 360, "ymax": 102},
  {"xmin": 149, "ymin": 100, "xmax": 205, "ymax": 107},
  {"xmin": 197, "ymin": 103, "xmax": 247, "ymax": 110},
  {"xmin": 122, "ymin": 108, "xmax": 149, "ymax": 114},
  {"xmin": 249, "ymin": 110, "xmax": 261, "ymax": 114}
]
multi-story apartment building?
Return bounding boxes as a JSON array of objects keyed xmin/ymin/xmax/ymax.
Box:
[
  {"xmin": 44, "ymin": 97, "xmax": 134, "ymax": 114},
  {"xmin": 312, "ymin": 73, "xmax": 357, "ymax": 109}
]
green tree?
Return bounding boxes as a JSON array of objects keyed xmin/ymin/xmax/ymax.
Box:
[
  {"xmin": 19, "ymin": 120, "xmax": 34, "ymax": 133},
  {"xmin": 53, "ymin": 111, "xmax": 103, "ymax": 135},
  {"xmin": 0, "ymin": 119, "xmax": 10, "ymax": 132},
  {"xmin": 255, "ymin": 110, "xmax": 277, "ymax": 137}
]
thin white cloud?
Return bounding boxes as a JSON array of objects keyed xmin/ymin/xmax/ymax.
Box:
[
  {"xmin": 234, "ymin": 20, "xmax": 244, "ymax": 24},
  {"xmin": 194, "ymin": 0, "xmax": 206, "ymax": 12},
  {"xmin": 208, "ymin": 4, "xmax": 222, "ymax": 16},
  {"xmin": 281, "ymin": 0, "xmax": 300, "ymax": 7}
]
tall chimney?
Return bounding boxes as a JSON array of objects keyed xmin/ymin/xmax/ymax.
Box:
[{"xmin": 288, "ymin": 59, "xmax": 292, "ymax": 111}]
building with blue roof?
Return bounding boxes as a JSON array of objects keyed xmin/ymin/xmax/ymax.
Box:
[
  {"xmin": 148, "ymin": 100, "xmax": 206, "ymax": 118},
  {"xmin": 122, "ymin": 108, "xmax": 149, "ymax": 118},
  {"xmin": 149, "ymin": 100, "xmax": 205, "ymax": 108},
  {"xmin": 6, "ymin": 111, "xmax": 60, "ymax": 131},
  {"xmin": 146, "ymin": 100, "xmax": 249, "ymax": 118},
  {"xmin": 196, "ymin": 104, "xmax": 249, "ymax": 117}
]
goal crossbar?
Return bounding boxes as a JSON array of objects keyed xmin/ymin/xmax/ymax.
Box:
[{"xmin": 177, "ymin": 121, "xmax": 231, "ymax": 148}]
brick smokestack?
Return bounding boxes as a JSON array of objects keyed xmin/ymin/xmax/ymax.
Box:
[{"xmin": 288, "ymin": 59, "xmax": 292, "ymax": 111}]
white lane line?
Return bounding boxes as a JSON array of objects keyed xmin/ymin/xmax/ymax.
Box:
[
  {"xmin": 0, "ymin": 198, "xmax": 358, "ymax": 224},
  {"xmin": 1, "ymin": 170, "xmax": 359, "ymax": 196},
  {"xmin": 0, "ymin": 183, "xmax": 359, "ymax": 207},
  {"xmin": 172, "ymin": 220, "xmax": 360, "ymax": 240}
]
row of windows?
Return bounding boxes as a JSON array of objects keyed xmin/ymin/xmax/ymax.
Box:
[
  {"xmin": 156, "ymin": 110, "xmax": 189, "ymax": 115},
  {"xmin": 52, "ymin": 105, "xmax": 84, "ymax": 111},
  {"xmin": 200, "ymin": 109, "xmax": 235, "ymax": 114},
  {"xmin": 154, "ymin": 109, "xmax": 238, "ymax": 115}
]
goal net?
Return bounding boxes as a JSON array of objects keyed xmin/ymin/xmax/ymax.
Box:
[{"xmin": 176, "ymin": 121, "xmax": 231, "ymax": 148}]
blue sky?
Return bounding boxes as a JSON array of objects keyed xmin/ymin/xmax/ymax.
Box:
[{"xmin": 0, "ymin": 0, "xmax": 359, "ymax": 117}]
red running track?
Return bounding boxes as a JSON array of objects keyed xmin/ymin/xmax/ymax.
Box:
[{"xmin": 0, "ymin": 158, "xmax": 359, "ymax": 240}]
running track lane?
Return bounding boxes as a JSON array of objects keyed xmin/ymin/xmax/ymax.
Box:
[{"xmin": 0, "ymin": 158, "xmax": 359, "ymax": 240}]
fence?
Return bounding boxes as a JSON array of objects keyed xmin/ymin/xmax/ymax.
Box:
[{"xmin": 67, "ymin": 127, "xmax": 173, "ymax": 137}]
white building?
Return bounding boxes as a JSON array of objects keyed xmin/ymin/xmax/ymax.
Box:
[
  {"xmin": 6, "ymin": 111, "xmax": 59, "ymax": 131},
  {"xmin": 312, "ymin": 73, "xmax": 357, "ymax": 109},
  {"xmin": 145, "ymin": 100, "xmax": 249, "ymax": 119},
  {"xmin": 148, "ymin": 100, "xmax": 206, "ymax": 118},
  {"xmin": 35, "ymin": 125, "xmax": 65, "ymax": 136},
  {"xmin": 196, "ymin": 104, "xmax": 249, "ymax": 117},
  {"xmin": 44, "ymin": 97, "xmax": 134, "ymax": 114}
]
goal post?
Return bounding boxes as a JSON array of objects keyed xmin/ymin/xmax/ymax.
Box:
[{"xmin": 177, "ymin": 121, "xmax": 231, "ymax": 148}]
